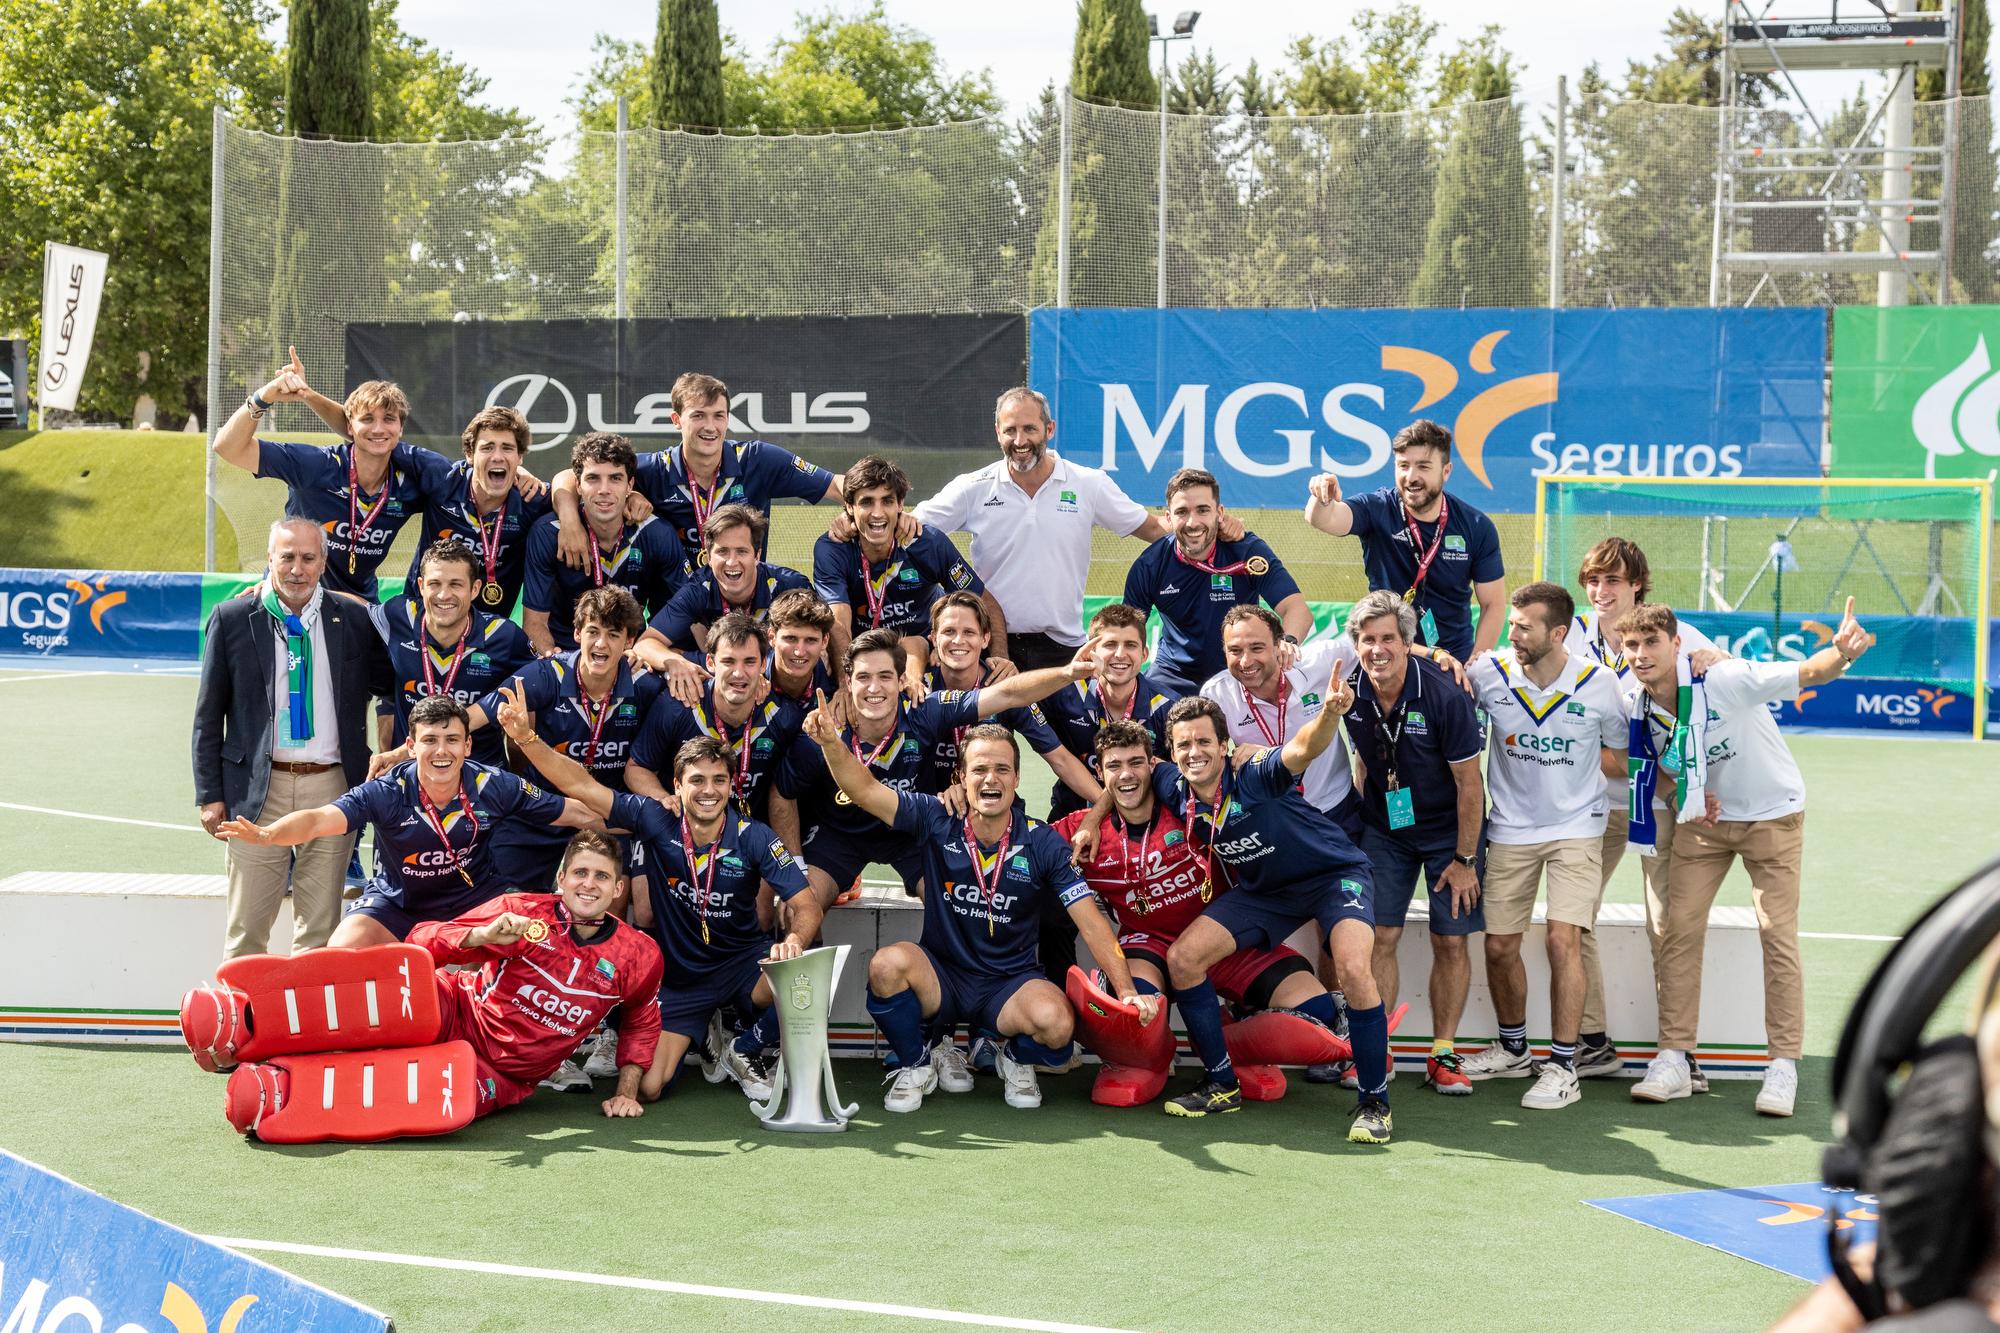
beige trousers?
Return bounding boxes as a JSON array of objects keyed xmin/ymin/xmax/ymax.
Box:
[{"xmin": 224, "ymin": 766, "xmax": 356, "ymax": 958}]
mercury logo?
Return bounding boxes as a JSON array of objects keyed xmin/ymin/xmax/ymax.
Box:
[{"xmin": 1912, "ymin": 334, "xmax": 2000, "ymax": 478}]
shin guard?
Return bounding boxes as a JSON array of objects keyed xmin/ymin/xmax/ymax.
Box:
[
  {"xmin": 1064, "ymin": 967, "xmax": 1173, "ymax": 1071},
  {"xmin": 223, "ymin": 1041, "xmax": 479, "ymax": 1143},
  {"xmin": 182, "ymin": 945, "xmax": 442, "ymax": 1072}
]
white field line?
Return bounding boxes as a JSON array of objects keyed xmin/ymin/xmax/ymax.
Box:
[
  {"xmin": 0, "ymin": 670, "xmax": 115, "ymax": 684},
  {"xmin": 0, "ymin": 801, "xmax": 204, "ymax": 833},
  {"xmin": 1799, "ymin": 931, "xmax": 1901, "ymax": 943},
  {"xmin": 201, "ymin": 1237, "xmax": 1146, "ymax": 1333}
]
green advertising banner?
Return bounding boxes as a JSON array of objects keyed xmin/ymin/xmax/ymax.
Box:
[{"xmin": 1831, "ymin": 306, "xmax": 2000, "ymax": 480}]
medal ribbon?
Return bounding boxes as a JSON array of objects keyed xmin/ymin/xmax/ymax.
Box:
[
  {"xmin": 962, "ymin": 819, "xmax": 1011, "ymax": 936},
  {"xmin": 849, "ymin": 714, "xmax": 903, "ymax": 770},
  {"xmin": 1089, "ymin": 679, "xmax": 1139, "ymax": 725},
  {"xmin": 346, "ymin": 447, "xmax": 392, "ymax": 577},
  {"xmin": 470, "ymin": 485, "xmax": 504, "ymax": 586},
  {"xmin": 682, "ymin": 452, "xmax": 721, "ymax": 550},
  {"xmin": 1399, "ymin": 494, "xmax": 1450, "ymax": 601},
  {"xmin": 415, "ymin": 780, "xmax": 479, "ymax": 889},
  {"xmin": 714, "ymin": 710, "xmax": 757, "ymax": 807},
  {"xmin": 858, "ymin": 552, "xmax": 903, "ymax": 628},
  {"xmin": 1173, "ymin": 541, "xmax": 1251, "ymax": 577},
  {"xmin": 576, "ymin": 679, "xmax": 616, "ymax": 769},
  {"xmin": 419, "ymin": 623, "xmax": 469, "ymax": 700},
  {"xmin": 585, "ymin": 526, "xmax": 631, "ymax": 589},
  {"xmin": 1181, "ymin": 776, "xmax": 1231, "ymax": 902},
  {"xmin": 1245, "ymin": 678, "xmax": 1290, "ymax": 748},
  {"xmin": 680, "ymin": 814, "xmax": 724, "ymax": 945},
  {"xmin": 1115, "ymin": 813, "xmax": 1158, "ymax": 915}
]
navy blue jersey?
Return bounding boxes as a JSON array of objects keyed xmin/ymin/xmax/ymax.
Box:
[
  {"xmin": 1150, "ymin": 747, "xmax": 1370, "ymax": 898},
  {"xmin": 1340, "ymin": 655, "xmax": 1484, "ymax": 848},
  {"xmin": 776, "ymin": 691, "xmax": 985, "ymax": 838},
  {"xmin": 255, "ymin": 439, "xmax": 451, "ymax": 598},
  {"xmin": 628, "ymin": 685, "xmax": 803, "ymax": 821},
  {"xmin": 812, "ymin": 528, "xmax": 983, "ymax": 634},
  {"xmin": 1038, "ymin": 675, "xmax": 1178, "ymax": 819},
  {"xmin": 523, "ymin": 514, "xmax": 689, "ymax": 650},
  {"xmin": 404, "ymin": 460, "xmax": 553, "ymax": 617},
  {"xmin": 610, "ymin": 794, "xmax": 806, "ymax": 981},
  {"xmin": 916, "ymin": 666, "xmax": 1062, "ymax": 795},
  {"xmin": 633, "ymin": 440, "xmax": 836, "ymax": 555},
  {"xmin": 368, "ymin": 597, "xmax": 534, "ymax": 766},
  {"xmin": 646, "ymin": 562, "xmax": 810, "ymax": 648},
  {"xmin": 1344, "ymin": 488, "xmax": 1504, "ymax": 660},
  {"xmin": 893, "ymin": 793, "xmax": 1092, "ymax": 980},
  {"xmin": 333, "ymin": 760, "xmax": 568, "ymax": 907},
  {"xmin": 1121, "ymin": 534, "xmax": 1301, "ymax": 688}
]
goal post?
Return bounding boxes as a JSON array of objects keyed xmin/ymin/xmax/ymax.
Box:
[{"xmin": 1534, "ymin": 474, "xmax": 1993, "ymax": 740}]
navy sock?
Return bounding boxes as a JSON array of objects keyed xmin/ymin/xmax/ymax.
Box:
[
  {"xmin": 1290, "ymin": 991, "xmax": 1340, "ymax": 1028},
  {"xmin": 1349, "ymin": 1002, "xmax": 1390, "ymax": 1104},
  {"xmin": 1132, "ymin": 975, "xmax": 1162, "ymax": 996},
  {"xmin": 1170, "ymin": 980, "xmax": 1237, "ymax": 1087},
  {"xmin": 866, "ymin": 988, "xmax": 926, "ymax": 1069},
  {"xmin": 1549, "ymin": 1040, "xmax": 1576, "ymax": 1071},
  {"xmin": 1499, "ymin": 1022, "xmax": 1528, "ymax": 1055},
  {"xmin": 1007, "ymin": 1033, "xmax": 1074, "ymax": 1068},
  {"xmin": 733, "ymin": 1006, "xmax": 779, "ymax": 1055},
  {"xmin": 1580, "ymin": 1031, "xmax": 1609, "ymax": 1051}
]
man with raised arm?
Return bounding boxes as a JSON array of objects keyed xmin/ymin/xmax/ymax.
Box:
[{"xmin": 804, "ymin": 706, "xmax": 1151, "ymax": 1114}]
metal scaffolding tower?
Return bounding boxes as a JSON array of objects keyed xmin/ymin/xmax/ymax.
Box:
[{"xmin": 1712, "ymin": 0, "xmax": 1962, "ymax": 306}]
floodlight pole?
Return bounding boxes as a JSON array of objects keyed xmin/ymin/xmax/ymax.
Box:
[
  {"xmin": 1152, "ymin": 15, "xmax": 1196, "ymax": 309},
  {"xmin": 205, "ymin": 104, "xmax": 225, "ymax": 574},
  {"xmin": 615, "ymin": 97, "xmax": 629, "ymax": 321}
]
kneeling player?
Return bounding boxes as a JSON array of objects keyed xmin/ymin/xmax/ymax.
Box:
[
  {"xmin": 803, "ymin": 704, "xmax": 1154, "ymax": 1112},
  {"xmin": 182, "ymin": 831, "xmax": 664, "ymax": 1142},
  {"xmin": 1056, "ymin": 720, "xmax": 1347, "ymax": 1106},
  {"xmin": 497, "ymin": 689, "xmax": 820, "ymax": 1104}
]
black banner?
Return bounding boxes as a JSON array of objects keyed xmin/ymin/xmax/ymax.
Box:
[{"xmin": 345, "ymin": 315, "xmax": 1025, "ymax": 481}]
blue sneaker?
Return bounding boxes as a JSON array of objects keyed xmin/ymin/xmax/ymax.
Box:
[{"xmin": 970, "ymin": 1034, "xmax": 999, "ymax": 1075}]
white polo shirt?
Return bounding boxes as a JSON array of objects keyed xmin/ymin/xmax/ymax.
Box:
[
  {"xmin": 1689, "ymin": 658, "xmax": 1805, "ymax": 822},
  {"xmin": 1200, "ymin": 638, "xmax": 1360, "ymax": 816},
  {"xmin": 914, "ymin": 451, "xmax": 1150, "ymax": 645},
  {"xmin": 1574, "ymin": 608, "xmax": 1716, "ymax": 808},
  {"xmin": 1469, "ymin": 649, "xmax": 1625, "ymax": 844}
]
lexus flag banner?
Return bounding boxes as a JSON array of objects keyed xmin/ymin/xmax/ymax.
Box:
[
  {"xmin": 345, "ymin": 315, "xmax": 1025, "ymax": 477},
  {"xmin": 38, "ymin": 242, "xmax": 109, "ymax": 413}
]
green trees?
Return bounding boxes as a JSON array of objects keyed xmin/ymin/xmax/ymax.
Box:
[
  {"xmin": 1411, "ymin": 55, "xmax": 1535, "ymax": 306},
  {"xmin": 653, "ymin": 0, "xmax": 724, "ymax": 130},
  {"xmin": 287, "ymin": 0, "xmax": 371, "ymax": 138}
]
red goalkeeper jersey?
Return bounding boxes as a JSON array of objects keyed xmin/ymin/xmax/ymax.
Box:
[
  {"xmin": 1054, "ymin": 804, "xmax": 1216, "ymax": 941},
  {"xmin": 410, "ymin": 893, "xmax": 664, "ymax": 1084}
]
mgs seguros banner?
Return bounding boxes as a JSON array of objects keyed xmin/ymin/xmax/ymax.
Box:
[{"xmin": 1831, "ymin": 305, "xmax": 2000, "ymax": 481}]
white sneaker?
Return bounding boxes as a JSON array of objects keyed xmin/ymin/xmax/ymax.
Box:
[
  {"xmin": 582, "ymin": 1026, "xmax": 619, "ymax": 1080},
  {"xmin": 995, "ymin": 1043, "xmax": 1042, "ymax": 1109},
  {"xmin": 698, "ymin": 1012, "xmax": 732, "ymax": 1084},
  {"xmin": 1756, "ymin": 1058, "xmax": 1797, "ymax": 1117},
  {"xmin": 883, "ymin": 1063, "xmax": 937, "ymax": 1113},
  {"xmin": 1631, "ymin": 1050, "xmax": 1693, "ymax": 1103},
  {"xmin": 719, "ymin": 1042, "xmax": 775, "ymax": 1101},
  {"xmin": 1459, "ymin": 1044, "xmax": 1535, "ymax": 1080},
  {"xmin": 1521, "ymin": 1061, "xmax": 1581, "ymax": 1110},
  {"xmin": 537, "ymin": 1060, "xmax": 592, "ymax": 1093},
  {"xmin": 930, "ymin": 1039, "xmax": 974, "ymax": 1093},
  {"xmin": 1573, "ymin": 1041, "xmax": 1623, "ymax": 1079}
]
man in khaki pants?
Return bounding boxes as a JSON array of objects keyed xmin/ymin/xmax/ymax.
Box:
[
  {"xmin": 193, "ymin": 518, "xmax": 391, "ymax": 956},
  {"xmin": 1458, "ymin": 582, "xmax": 1627, "ymax": 1111},
  {"xmin": 1618, "ymin": 599, "xmax": 1876, "ymax": 1116}
]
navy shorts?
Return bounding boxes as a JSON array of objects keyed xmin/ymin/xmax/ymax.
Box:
[
  {"xmin": 345, "ymin": 882, "xmax": 488, "ymax": 942},
  {"xmin": 921, "ymin": 948, "xmax": 1041, "ymax": 1034},
  {"xmin": 801, "ymin": 824, "xmax": 924, "ymax": 893},
  {"xmin": 657, "ymin": 950, "xmax": 765, "ymax": 1040},
  {"xmin": 1202, "ymin": 868, "xmax": 1375, "ymax": 949},
  {"xmin": 1360, "ymin": 825, "xmax": 1486, "ymax": 936}
]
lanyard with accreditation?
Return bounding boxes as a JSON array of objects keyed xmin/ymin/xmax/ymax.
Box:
[
  {"xmin": 1353, "ymin": 665, "xmax": 1418, "ymax": 831},
  {"xmin": 1399, "ymin": 495, "xmax": 1449, "ymax": 646}
]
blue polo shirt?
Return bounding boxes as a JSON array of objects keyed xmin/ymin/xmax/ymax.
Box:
[
  {"xmin": 1037, "ymin": 675, "xmax": 1179, "ymax": 820},
  {"xmin": 1121, "ymin": 534, "xmax": 1301, "ymax": 690},
  {"xmin": 404, "ymin": 460, "xmax": 552, "ymax": 617},
  {"xmin": 1149, "ymin": 747, "xmax": 1370, "ymax": 899},
  {"xmin": 776, "ymin": 692, "xmax": 984, "ymax": 840},
  {"xmin": 892, "ymin": 793, "xmax": 1092, "ymax": 980},
  {"xmin": 647, "ymin": 563, "xmax": 811, "ymax": 648},
  {"xmin": 333, "ymin": 760, "xmax": 568, "ymax": 908},
  {"xmin": 915, "ymin": 665, "xmax": 1064, "ymax": 795},
  {"xmin": 367, "ymin": 597, "xmax": 534, "ymax": 767},
  {"xmin": 1339, "ymin": 654, "xmax": 1484, "ymax": 849},
  {"xmin": 633, "ymin": 440, "xmax": 836, "ymax": 555},
  {"xmin": 610, "ymin": 795, "xmax": 807, "ymax": 982},
  {"xmin": 1345, "ymin": 488, "xmax": 1503, "ymax": 659},
  {"xmin": 812, "ymin": 528, "xmax": 984, "ymax": 635},
  {"xmin": 255, "ymin": 440, "xmax": 452, "ymax": 598},
  {"xmin": 522, "ymin": 514, "xmax": 690, "ymax": 650},
  {"xmin": 627, "ymin": 685, "xmax": 803, "ymax": 821}
]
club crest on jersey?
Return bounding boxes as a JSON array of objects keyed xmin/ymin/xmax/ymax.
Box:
[
  {"xmin": 595, "ymin": 958, "xmax": 616, "ymax": 982},
  {"xmin": 1566, "ymin": 701, "xmax": 1586, "ymax": 716},
  {"xmin": 1008, "ymin": 854, "xmax": 1030, "ymax": 873},
  {"xmin": 1444, "ymin": 535, "xmax": 1467, "ymax": 553},
  {"xmin": 1339, "ymin": 878, "xmax": 1366, "ymax": 907},
  {"xmin": 1301, "ymin": 692, "xmax": 1321, "ymax": 707},
  {"xmin": 1405, "ymin": 711, "xmax": 1427, "ymax": 731},
  {"xmin": 1163, "ymin": 829, "xmax": 1185, "ymax": 846}
]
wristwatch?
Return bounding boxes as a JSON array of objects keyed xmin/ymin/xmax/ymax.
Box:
[
  {"xmin": 1280, "ymin": 633, "xmax": 1299, "ymax": 646},
  {"xmin": 1452, "ymin": 852, "xmax": 1478, "ymax": 868}
]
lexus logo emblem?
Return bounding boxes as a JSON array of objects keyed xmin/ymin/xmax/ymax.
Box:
[{"xmin": 485, "ymin": 373, "xmax": 577, "ymax": 451}]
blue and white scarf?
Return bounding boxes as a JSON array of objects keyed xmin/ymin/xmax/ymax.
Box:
[{"xmin": 1626, "ymin": 654, "xmax": 1707, "ymax": 857}]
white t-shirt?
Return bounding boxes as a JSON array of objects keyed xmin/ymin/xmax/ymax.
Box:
[
  {"xmin": 1573, "ymin": 609, "xmax": 1718, "ymax": 805},
  {"xmin": 914, "ymin": 451, "xmax": 1150, "ymax": 645},
  {"xmin": 1692, "ymin": 658, "xmax": 1805, "ymax": 821},
  {"xmin": 1200, "ymin": 638, "xmax": 1359, "ymax": 815},
  {"xmin": 1469, "ymin": 649, "xmax": 1626, "ymax": 844}
]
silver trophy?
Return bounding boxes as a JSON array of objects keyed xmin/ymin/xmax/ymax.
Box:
[{"xmin": 752, "ymin": 944, "xmax": 860, "ymax": 1132}]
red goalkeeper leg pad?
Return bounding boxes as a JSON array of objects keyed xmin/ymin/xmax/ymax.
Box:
[
  {"xmin": 223, "ymin": 1041, "xmax": 479, "ymax": 1143},
  {"xmin": 1064, "ymin": 967, "xmax": 1173, "ymax": 1073},
  {"xmin": 182, "ymin": 945, "xmax": 442, "ymax": 1071},
  {"xmin": 1223, "ymin": 1011, "xmax": 1350, "ymax": 1067},
  {"xmin": 1090, "ymin": 1062, "xmax": 1170, "ymax": 1108},
  {"xmin": 1237, "ymin": 1064, "xmax": 1287, "ymax": 1101}
]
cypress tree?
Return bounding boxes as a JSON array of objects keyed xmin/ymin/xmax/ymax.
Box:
[
  {"xmin": 1411, "ymin": 57, "xmax": 1536, "ymax": 306},
  {"xmin": 652, "ymin": 0, "xmax": 724, "ymax": 131},
  {"xmin": 1072, "ymin": 0, "xmax": 1159, "ymax": 107},
  {"xmin": 287, "ymin": 0, "xmax": 372, "ymax": 138}
]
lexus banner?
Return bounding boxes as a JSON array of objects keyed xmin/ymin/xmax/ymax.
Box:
[
  {"xmin": 38, "ymin": 241, "xmax": 109, "ymax": 413},
  {"xmin": 345, "ymin": 315, "xmax": 1025, "ymax": 478}
]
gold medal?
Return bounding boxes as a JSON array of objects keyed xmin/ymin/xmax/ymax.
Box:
[
  {"xmin": 480, "ymin": 582, "xmax": 504, "ymax": 608},
  {"xmin": 522, "ymin": 919, "xmax": 548, "ymax": 944},
  {"xmin": 835, "ymin": 789, "xmax": 853, "ymax": 806},
  {"xmin": 1246, "ymin": 556, "xmax": 1269, "ymax": 576}
]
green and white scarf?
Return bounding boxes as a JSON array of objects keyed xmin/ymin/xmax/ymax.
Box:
[{"xmin": 263, "ymin": 585, "xmax": 322, "ymax": 743}]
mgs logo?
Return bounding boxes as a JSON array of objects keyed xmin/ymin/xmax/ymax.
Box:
[{"xmin": 0, "ymin": 574, "xmax": 127, "ymax": 651}]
